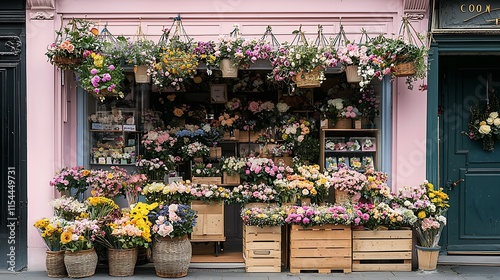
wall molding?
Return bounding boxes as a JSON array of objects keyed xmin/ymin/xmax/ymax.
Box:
[{"xmin": 26, "ymin": 0, "xmax": 55, "ymax": 10}]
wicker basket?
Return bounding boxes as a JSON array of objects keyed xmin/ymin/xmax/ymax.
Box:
[
  {"xmin": 333, "ymin": 118, "xmax": 353, "ymax": 129},
  {"xmin": 345, "ymin": 65, "xmax": 362, "ymax": 83},
  {"xmin": 293, "ymin": 67, "xmax": 323, "ymax": 88},
  {"xmin": 153, "ymin": 235, "xmax": 192, "ymax": 278},
  {"xmin": 51, "ymin": 56, "xmax": 82, "ymax": 70},
  {"xmin": 108, "ymin": 248, "xmax": 138, "ymax": 277},
  {"xmin": 46, "ymin": 250, "xmax": 67, "ymax": 278},
  {"xmin": 64, "ymin": 248, "xmax": 98, "ymax": 278},
  {"xmin": 134, "ymin": 65, "xmax": 151, "ymax": 83},
  {"xmin": 220, "ymin": 58, "xmax": 239, "ymax": 78}
]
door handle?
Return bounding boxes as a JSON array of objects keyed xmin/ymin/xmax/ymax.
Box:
[{"xmin": 451, "ymin": 179, "xmax": 465, "ymax": 187}]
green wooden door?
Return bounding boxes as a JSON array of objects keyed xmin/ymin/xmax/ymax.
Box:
[{"xmin": 441, "ymin": 56, "xmax": 500, "ymax": 252}]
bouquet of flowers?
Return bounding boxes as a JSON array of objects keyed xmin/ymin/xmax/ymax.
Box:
[
  {"xmin": 280, "ymin": 116, "xmax": 319, "ymax": 162},
  {"xmin": 151, "ymin": 47, "xmax": 198, "ymax": 92},
  {"xmin": 240, "ymin": 157, "xmax": 293, "ymax": 185},
  {"xmin": 337, "ymin": 42, "xmax": 370, "ymax": 66},
  {"xmin": 247, "ymin": 100, "xmax": 277, "ymax": 130},
  {"xmin": 209, "ymin": 25, "xmax": 247, "ymax": 69},
  {"xmin": 339, "ymin": 105, "xmax": 360, "ymax": 119},
  {"xmin": 45, "ymin": 18, "xmax": 101, "ymax": 70},
  {"xmin": 285, "ymin": 205, "xmax": 353, "ymax": 228},
  {"xmin": 128, "ymin": 202, "xmax": 158, "ymax": 243},
  {"xmin": 225, "ymin": 98, "xmax": 243, "ymax": 112},
  {"xmin": 329, "ymin": 167, "xmax": 367, "ymax": 196},
  {"xmin": 50, "ymin": 196, "xmax": 88, "ymax": 221},
  {"xmin": 96, "ymin": 211, "xmax": 151, "ymax": 249},
  {"xmin": 360, "ymin": 169, "xmax": 391, "ymax": 203},
  {"xmin": 286, "ymin": 164, "xmax": 330, "ymax": 204},
  {"xmin": 240, "ymin": 206, "xmax": 287, "ymax": 227},
  {"xmin": 220, "ymin": 156, "xmax": 246, "ymax": 176},
  {"xmin": 150, "ymin": 204, "xmax": 197, "ymax": 238},
  {"xmin": 141, "ymin": 181, "xmax": 193, "ymax": 204},
  {"xmin": 190, "ymin": 184, "xmax": 232, "ymax": 204},
  {"xmin": 141, "ymin": 130, "xmax": 178, "ymax": 161},
  {"xmin": 243, "ymin": 39, "xmax": 275, "ymax": 64},
  {"xmin": 76, "ymin": 51, "xmax": 125, "ymax": 102},
  {"xmin": 193, "ymin": 41, "xmax": 217, "ymax": 72},
  {"xmin": 179, "ymin": 141, "xmax": 210, "ymax": 161},
  {"xmin": 393, "ymin": 181, "xmax": 449, "ymax": 247},
  {"xmin": 85, "ymin": 196, "xmax": 120, "ymax": 220},
  {"xmin": 218, "ymin": 112, "xmax": 240, "ymax": 132},
  {"xmin": 33, "ymin": 217, "xmax": 68, "ymax": 251},
  {"xmin": 136, "ymin": 157, "xmax": 175, "ymax": 181},
  {"xmin": 49, "ymin": 166, "xmax": 91, "ymax": 197},
  {"xmin": 352, "ymin": 202, "xmax": 417, "ymax": 230},
  {"xmin": 353, "ymin": 86, "xmax": 380, "ymax": 122},
  {"xmin": 124, "ymin": 174, "xmax": 148, "ymax": 207},
  {"xmin": 230, "ymin": 183, "xmax": 279, "ymax": 204},
  {"xmin": 192, "ymin": 162, "xmax": 221, "ymax": 177},
  {"xmin": 60, "ymin": 218, "xmax": 101, "ymax": 252},
  {"xmin": 320, "ymin": 98, "xmax": 344, "ymax": 124},
  {"xmin": 87, "ymin": 166, "xmax": 129, "ymax": 198}
]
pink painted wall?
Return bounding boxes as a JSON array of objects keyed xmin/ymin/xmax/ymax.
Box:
[{"xmin": 25, "ymin": 0, "xmax": 428, "ymax": 270}]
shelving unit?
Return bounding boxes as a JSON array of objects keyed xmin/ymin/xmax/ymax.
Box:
[{"xmin": 89, "ymin": 129, "xmax": 141, "ymax": 167}]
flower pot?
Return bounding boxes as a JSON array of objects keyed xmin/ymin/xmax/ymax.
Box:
[
  {"xmin": 220, "ymin": 59, "xmax": 239, "ymax": 78},
  {"xmin": 416, "ymin": 245, "xmax": 440, "ymax": 271},
  {"xmin": 395, "ymin": 56, "xmax": 416, "ymax": 77},
  {"xmin": 51, "ymin": 56, "xmax": 82, "ymax": 70},
  {"xmin": 46, "ymin": 250, "xmax": 67, "ymax": 278},
  {"xmin": 64, "ymin": 248, "xmax": 98, "ymax": 278},
  {"xmin": 153, "ymin": 235, "xmax": 192, "ymax": 278},
  {"xmin": 107, "ymin": 248, "xmax": 138, "ymax": 277},
  {"xmin": 333, "ymin": 118, "xmax": 353, "ymax": 129},
  {"xmin": 345, "ymin": 65, "xmax": 362, "ymax": 83},
  {"xmin": 134, "ymin": 65, "xmax": 151, "ymax": 83},
  {"xmin": 292, "ymin": 67, "xmax": 323, "ymax": 88}
]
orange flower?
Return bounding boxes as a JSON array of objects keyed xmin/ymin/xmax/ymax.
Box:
[{"xmin": 173, "ymin": 108, "xmax": 184, "ymax": 117}]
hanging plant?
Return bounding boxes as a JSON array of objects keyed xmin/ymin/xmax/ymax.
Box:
[{"xmin": 463, "ymin": 92, "xmax": 500, "ymax": 152}]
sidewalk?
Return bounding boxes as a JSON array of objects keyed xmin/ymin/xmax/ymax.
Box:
[{"xmin": 2, "ymin": 265, "xmax": 500, "ymax": 279}]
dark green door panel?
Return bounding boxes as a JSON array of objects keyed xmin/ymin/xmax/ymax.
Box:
[{"xmin": 442, "ymin": 56, "xmax": 500, "ymax": 252}]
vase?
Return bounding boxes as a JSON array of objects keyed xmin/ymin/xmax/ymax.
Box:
[
  {"xmin": 64, "ymin": 248, "xmax": 98, "ymax": 278},
  {"xmin": 46, "ymin": 250, "xmax": 67, "ymax": 278},
  {"xmin": 292, "ymin": 66, "xmax": 323, "ymax": 88},
  {"xmin": 416, "ymin": 245, "xmax": 440, "ymax": 271},
  {"xmin": 107, "ymin": 248, "xmax": 138, "ymax": 276},
  {"xmin": 220, "ymin": 59, "xmax": 239, "ymax": 78},
  {"xmin": 134, "ymin": 65, "xmax": 151, "ymax": 83},
  {"xmin": 345, "ymin": 65, "xmax": 362, "ymax": 83},
  {"xmin": 153, "ymin": 235, "xmax": 192, "ymax": 278}
]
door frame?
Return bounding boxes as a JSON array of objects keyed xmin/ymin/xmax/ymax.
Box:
[{"xmin": 427, "ymin": 34, "xmax": 500, "ymax": 252}]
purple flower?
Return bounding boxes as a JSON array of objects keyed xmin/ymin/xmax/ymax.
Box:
[
  {"xmin": 102, "ymin": 73, "xmax": 111, "ymax": 82},
  {"xmin": 90, "ymin": 68, "xmax": 98, "ymax": 75},
  {"xmin": 108, "ymin": 65, "xmax": 115, "ymax": 71}
]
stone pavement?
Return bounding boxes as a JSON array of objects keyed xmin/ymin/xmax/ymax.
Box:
[{"xmin": 1, "ymin": 265, "xmax": 500, "ymax": 280}]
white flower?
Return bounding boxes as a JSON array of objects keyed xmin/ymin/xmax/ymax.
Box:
[
  {"xmin": 486, "ymin": 118, "xmax": 494, "ymax": 125},
  {"xmin": 494, "ymin": 118, "xmax": 500, "ymax": 126},
  {"xmin": 276, "ymin": 102, "xmax": 290, "ymax": 113},
  {"xmin": 489, "ymin": 112, "xmax": 499, "ymax": 119},
  {"xmin": 479, "ymin": 124, "xmax": 491, "ymax": 135}
]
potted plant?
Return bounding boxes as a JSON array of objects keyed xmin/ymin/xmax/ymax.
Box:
[
  {"xmin": 76, "ymin": 51, "xmax": 126, "ymax": 102},
  {"xmin": 209, "ymin": 24, "xmax": 248, "ymax": 78},
  {"xmin": 393, "ymin": 181, "xmax": 450, "ymax": 271},
  {"xmin": 337, "ymin": 42, "xmax": 370, "ymax": 83},
  {"xmin": 33, "ymin": 217, "xmax": 69, "ymax": 278},
  {"xmin": 149, "ymin": 203, "xmax": 197, "ymax": 278},
  {"xmin": 268, "ymin": 38, "xmax": 337, "ymax": 88},
  {"xmin": 126, "ymin": 37, "xmax": 157, "ymax": 83},
  {"xmin": 46, "ymin": 18, "xmax": 101, "ymax": 70}
]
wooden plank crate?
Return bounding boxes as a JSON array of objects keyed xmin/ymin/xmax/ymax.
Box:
[
  {"xmin": 289, "ymin": 224, "xmax": 352, "ymax": 274},
  {"xmin": 352, "ymin": 229, "xmax": 412, "ymax": 272},
  {"xmin": 243, "ymin": 225, "xmax": 281, "ymax": 272},
  {"xmin": 190, "ymin": 201, "xmax": 225, "ymax": 243},
  {"xmin": 191, "ymin": 177, "xmax": 222, "ymax": 185}
]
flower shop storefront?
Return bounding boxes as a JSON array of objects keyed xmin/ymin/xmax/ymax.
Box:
[
  {"xmin": 24, "ymin": 0, "xmax": 432, "ymax": 273},
  {"xmin": 427, "ymin": 0, "xmax": 500, "ymax": 258}
]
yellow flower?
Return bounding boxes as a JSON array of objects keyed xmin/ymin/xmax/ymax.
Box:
[
  {"xmin": 417, "ymin": 211, "xmax": 426, "ymax": 219},
  {"xmin": 61, "ymin": 231, "xmax": 72, "ymax": 244}
]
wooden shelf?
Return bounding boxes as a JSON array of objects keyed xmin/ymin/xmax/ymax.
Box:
[{"xmin": 89, "ymin": 130, "xmax": 141, "ymax": 133}]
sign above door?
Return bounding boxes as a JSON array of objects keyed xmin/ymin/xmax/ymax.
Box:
[{"xmin": 438, "ymin": 0, "xmax": 500, "ymax": 29}]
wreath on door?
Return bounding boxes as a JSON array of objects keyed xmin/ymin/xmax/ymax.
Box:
[{"xmin": 463, "ymin": 91, "xmax": 500, "ymax": 151}]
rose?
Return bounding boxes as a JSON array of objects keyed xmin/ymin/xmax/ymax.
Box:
[
  {"xmin": 173, "ymin": 108, "xmax": 184, "ymax": 117},
  {"xmin": 479, "ymin": 124, "xmax": 491, "ymax": 135},
  {"xmin": 494, "ymin": 118, "xmax": 500, "ymax": 126},
  {"xmin": 277, "ymin": 102, "xmax": 290, "ymax": 113},
  {"xmin": 489, "ymin": 112, "xmax": 499, "ymax": 119},
  {"xmin": 487, "ymin": 118, "xmax": 494, "ymax": 125}
]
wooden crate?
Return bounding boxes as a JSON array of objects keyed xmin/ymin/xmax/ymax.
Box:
[
  {"xmin": 191, "ymin": 177, "xmax": 222, "ymax": 185},
  {"xmin": 352, "ymin": 229, "xmax": 412, "ymax": 272},
  {"xmin": 190, "ymin": 201, "xmax": 225, "ymax": 242},
  {"xmin": 289, "ymin": 224, "xmax": 352, "ymax": 274},
  {"xmin": 222, "ymin": 172, "xmax": 240, "ymax": 185},
  {"xmin": 209, "ymin": 147, "xmax": 222, "ymax": 159},
  {"xmin": 243, "ymin": 225, "xmax": 281, "ymax": 272}
]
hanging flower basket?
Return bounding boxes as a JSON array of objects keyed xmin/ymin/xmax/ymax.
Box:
[
  {"xmin": 345, "ymin": 65, "xmax": 362, "ymax": 83},
  {"xmin": 219, "ymin": 58, "xmax": 239, "ymax": 78},
  {"xmin": 51, "ymin": 56, "xmax": 82, "ymax": 70},
  {"xmin": 134, "ymin": 65, "xmax": 151, "ymax": 84},
  {"xmin": 292, "ymin": 66, "xmax": 324, "ymax": 88}
]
